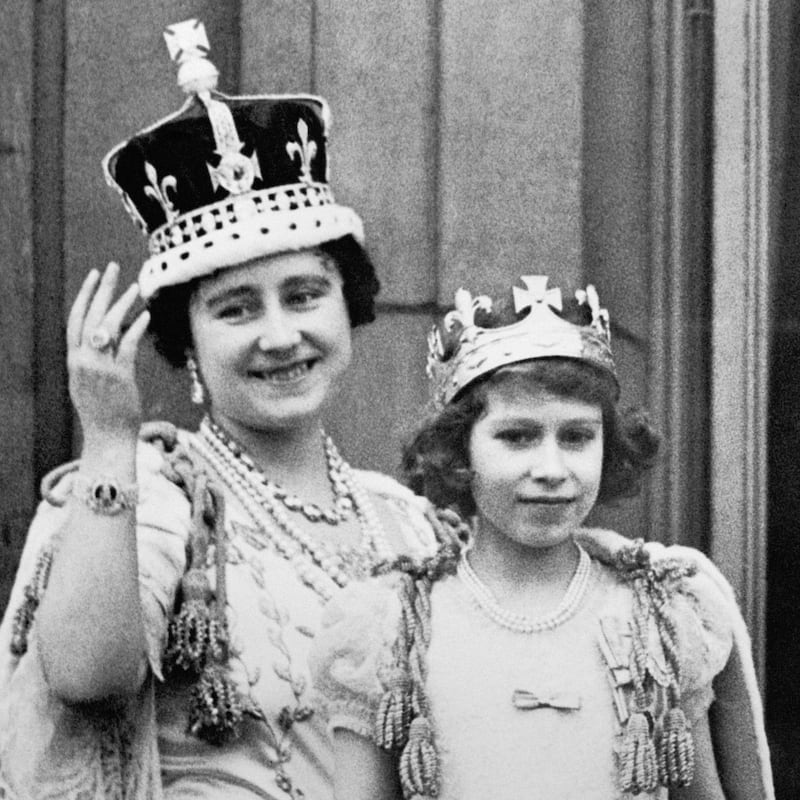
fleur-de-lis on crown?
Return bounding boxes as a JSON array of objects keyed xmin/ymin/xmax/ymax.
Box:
[
  {"xmin": 512, "ymin": 276, "xmax": 563, "ymax": 316},
  {"xmin": 444, "ymin": 288, "xmax": 493, "ymax": 339},
  {"xmin": 575, "ymin": 284, "xmax": 611, "ymax": 341},
  {"xmin": 143, "ymin": 161, "xmax": 178, "ymax": 223},
  {"xmin": 286, "ymin": 119, "xmax": 317, "ymax": 184},
  {"xmin": 427, "ymin": 327, "xmax": 445, "ymax": 369}
]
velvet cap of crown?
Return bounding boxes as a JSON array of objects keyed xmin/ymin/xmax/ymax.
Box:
[
  {"xmin": 426, "ymin": 276, "xmax": 618, "ymax": 408},
  {"xmin": 102, "ymin": 18, "xmax": 364, "ymax": 300}
]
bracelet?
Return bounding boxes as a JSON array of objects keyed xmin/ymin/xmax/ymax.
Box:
[{"xmin": 71, "ymin": 474, "xmax": 139, "ymax": 516}]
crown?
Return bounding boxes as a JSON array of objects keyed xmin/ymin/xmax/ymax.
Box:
[
  {"xmin": 101, "ymin": 19, "xmax": 363, "ymax": 300},
  {"xmin": 426, "ymin": 276, "xmax": 617, "ymax": 408}
]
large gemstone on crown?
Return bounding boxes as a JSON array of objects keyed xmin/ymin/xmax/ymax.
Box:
[{"xmin": 210, "ymin": 151, "xmax": 256, "ymax": 195}]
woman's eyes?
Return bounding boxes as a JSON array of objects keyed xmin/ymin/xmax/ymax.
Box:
[
  {"xmin": 212, "ymin": 285, "xmax": 327, "ymax": 321},
  {"xmin": 216, "ymin": 299, "xmax": 257, "ymax": 320},
  {"xmin": 283, "ymin": 283, "xmax": 329, "ymax": 308},
  {"xmin": 285, "ymin": 289, "xmax": 323, "ymax": 307}
]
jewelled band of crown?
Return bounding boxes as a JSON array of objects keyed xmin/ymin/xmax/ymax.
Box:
[{"xmin": 427, "ymin": 275, "xmax": 617, "ymax": 408}]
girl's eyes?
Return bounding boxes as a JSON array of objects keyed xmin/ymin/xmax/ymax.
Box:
[
  {"xmin": 496, "ymin": 429, "xmax": 540, "ymax": 446},
  {"xmin": 495, "ymin": 427, "xmax": 598, "ymax": 448},
  {"xmin": 558, "ymin": 427, "xmax": 598, "ymax": 448}
]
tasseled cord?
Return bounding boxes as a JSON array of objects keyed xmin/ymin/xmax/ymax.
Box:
[
  {"xmin": 374, "ymin": 508, "xmax": 463, "ymax": 799},
  {"xmin": 619, "ymin": 571, "xmax": 658, "ymax": 795},
  {"xmin": 616, "ymin": 540, "xmax": 696, "ymax": 793},
  {"xmin": 651, "ymin": 576, "xmax": 695, "ymax": 788},
  {"xmin": 142, "ymin": 423, "xmax": 247, "ymax": 747}
]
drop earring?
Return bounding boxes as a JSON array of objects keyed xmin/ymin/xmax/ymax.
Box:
[{"xmin": 187, "ymin": 355, "xmax": 205, "ymax": 405}]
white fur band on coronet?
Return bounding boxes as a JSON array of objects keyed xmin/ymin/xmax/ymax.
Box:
[{"xmin": 138, "ymin": 204, "xmax": 364, "ymax": 300}]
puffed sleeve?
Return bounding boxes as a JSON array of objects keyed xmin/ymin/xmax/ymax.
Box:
[
  {"xmin": 309, "ymin": 574, "xmax": 403, "ymax": 740},
  {"xmin": 0, "ymin": 438, "xmax": 191, "ymax": 682},
  {"xmin": 670, "ymin": 561, "xmax": 736, "ymax": 721},
  {"xmin": 355, "ymin": 469, "xmax": 439, "ymax": 559},
  {"xmin": 667, "ymin": 544, "xmax": 775, "ymax": 798}
]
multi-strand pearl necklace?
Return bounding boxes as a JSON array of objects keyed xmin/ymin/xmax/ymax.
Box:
[
  {"xmin": 194, "ymin": 417, "xmax": 393, "ymax": 601},
  {"xmin": 205, "ymin": 417, "xmax": 354, "ymax": 525},
  {"xmin": 457, "ymin": 543, "xmax": 592, "ymax": 633}
]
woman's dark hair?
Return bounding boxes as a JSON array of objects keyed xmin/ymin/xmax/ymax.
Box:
[
  {"xmin": 147, "ymin": 234, "xmax": 380, "ymax": 367},
  {"xmin": 402, "ymin": 356, "xmax": 661, "ymax": 519}
]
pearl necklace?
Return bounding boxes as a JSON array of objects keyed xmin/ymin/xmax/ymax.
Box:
[
  {"xmin": 194, "ymin": 419, "xmax": 394, "ymax": 602},
  {"xmin": 205, "ymin": 417, "xmax": 354, "ymax": 525},
  {"xmin": 457, "ymin": 543, "xmax": 592, "ymax": 633}
]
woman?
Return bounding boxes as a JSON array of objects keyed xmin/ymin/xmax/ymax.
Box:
[
  {"xmin": 310, "ymin": 277, "xmax": 775, "ymax": 799},
  {"xmin": 0, "ymin": 20, "xmax": 436, "ymax": 799}
]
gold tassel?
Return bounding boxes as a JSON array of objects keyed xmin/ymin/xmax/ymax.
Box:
[
  {"xmin": 398, "ymin": 716, "xmax": 440, "ymax": 799},
  {"xmin": 376, "ymin": 673, "xmax": 412, "ymax": 750},
  {"xmin": 188, "ymin": 663, "xmax": 244, "ymax": 745},
  {"xmin": 165, "ymin": 568, "xmax": 228, "ymax": 673},
  {"xmin": 619, "ymin": 710, "xmax": 658, "ymax": 794},
  {"xmin": 658, "ymin": 706, "xmax": 695, "ymax": 787}
]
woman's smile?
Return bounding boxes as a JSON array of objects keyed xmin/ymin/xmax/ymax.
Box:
[{"xmin": 247, "ymin": 357, "xmax": 319, "ymax": 383}]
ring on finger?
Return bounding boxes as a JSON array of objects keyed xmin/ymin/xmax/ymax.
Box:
[{"xmin": 88, "ymin": 326, "xmax": 115, "ymax": 352}]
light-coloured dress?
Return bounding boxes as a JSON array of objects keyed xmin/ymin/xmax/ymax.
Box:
[
  {"xmin": 310, "ymin": 532, "xmax": 770, "ymax": 800},
  {"xmin": 0, "ymin": 430, "xmax": 436, "ymax": 799}
]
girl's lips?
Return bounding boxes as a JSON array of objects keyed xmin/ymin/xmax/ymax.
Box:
[{"xmin": 517, "ymin": 497, "xmax": 574, "ymax": 504}]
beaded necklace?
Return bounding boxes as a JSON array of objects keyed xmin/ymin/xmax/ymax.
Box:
[
  {"xmin": 194, "ymin": 417, "xmax": 393, "ymax": 601},
  {"xmin": 457, "ymin": 542, "xmax": 592, "ymax": 633},
  {"xmin": 205, "ymin": 417, "xmax": 354, "ymax": 525}
]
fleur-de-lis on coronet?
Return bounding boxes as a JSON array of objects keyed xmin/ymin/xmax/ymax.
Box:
[
  {"xmin": 512, "ymin": 276, "xmax": 563, "ymax": 316},
  {"xmin": 143, "ymin": 161, "xmax": 178, "ymax": 223},
  {"xmin": 444, "ymin": 289, "xmax": 493, "ymax": 342},
  {"xmin": 286, "ymin": 119, "xmax": 317, "ymax": 184},
  {"xmin": 575, "ymin": 285, "xmax": 611, "ymax": 342}
]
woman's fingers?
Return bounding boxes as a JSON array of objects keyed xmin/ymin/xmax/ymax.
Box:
[
  {"xmin": 117, "ymin": 310, "xmax": 150, "ymax": 364},
  {"xmin": 102, "ymin": 282, "xmax": 141, "ymax": 342},
  {"xmin": 67, "ymin": 268, "xmax": 101, "ymax": 348},
  {"xmin": 82, "ymin": 262, "xmax": 121, "ymax": 336},
  {"xmin": 68, "ymin": 263, "xmax": 143, "ymax": 357}
]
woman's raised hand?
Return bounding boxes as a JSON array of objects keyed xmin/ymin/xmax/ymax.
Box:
[{"xmin": 67, "ymin": 262, "xmax": 150, "ymax": 444}]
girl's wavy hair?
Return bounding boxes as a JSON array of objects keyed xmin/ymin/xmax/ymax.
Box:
[
  {"xmin": 403, "ymin": 357, "xmax": 660, "ymax": 519},
  {"xmin": 146, "ymin": 234, "xmax": 379, "ymax": 368}
]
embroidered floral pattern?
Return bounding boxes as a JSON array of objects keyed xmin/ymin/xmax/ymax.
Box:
[{"xmin": 222, "ymin": 520, "xmax": 324, "ymax": 799}]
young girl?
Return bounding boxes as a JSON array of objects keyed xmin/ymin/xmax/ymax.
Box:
[{"xmin": 310, "ymin": 276, "xmax": 774, "ymax": 799}]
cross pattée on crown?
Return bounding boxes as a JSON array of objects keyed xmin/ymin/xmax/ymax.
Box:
[
  {"xmin": 512, "ymin": 276, "xmax": 563, "ymax": 316},
  {"xmin": 164, "ymin": 18, "xmax": 210, "ymax": 66}
]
